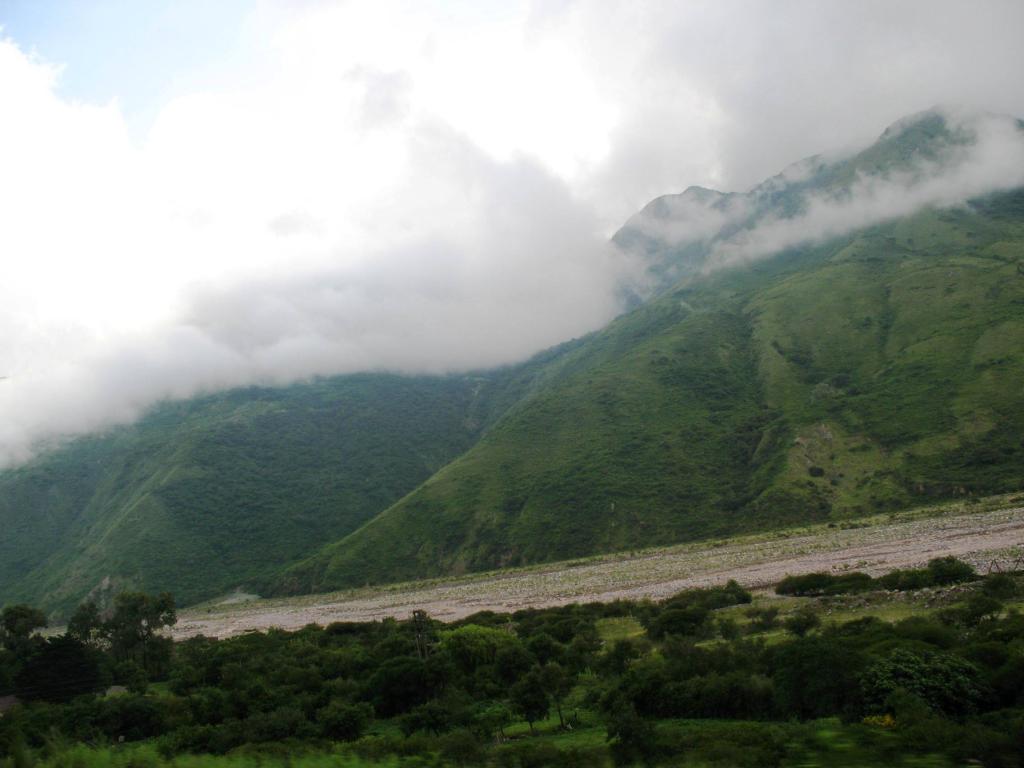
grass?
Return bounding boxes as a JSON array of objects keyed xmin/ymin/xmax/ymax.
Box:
[
  {"xmin": 23, "ymin": 745, "xmax": 413, "ymax": 768},
  {"xmin": 10, "ymin": 721, "xmax": 959, "ymax": 768},
  {"xmin": 595, "ymin": 617, "xmax": 645, "ymax": 643}
]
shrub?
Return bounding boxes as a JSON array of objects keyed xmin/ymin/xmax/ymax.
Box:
[
  {"xmin": 776, "ymin": 573, "xmax": 834, "ymax": 596},
  {"xmin": 784, "ymin": 607, "xmax": 821, "ymax": 637},
  {"xmin": 776, "ymin": 571, "xmax": 875, "ymax": 596},
  {"xmin": 878, "ymin": 568, "xmax": 933, "ymax": 591},
  {"xmin": 861, "ymin": 649, "xmax": 985, "ymax": 717},
  {"xmin": 926, "ymin": 557, "xmax": 977, "ymax": 586},
  {"xmin": 982, "ymin": 573, "xmax": 1018, "ymax": 600},
  {"xmin": 317, "ymin": 700, "xmax": 372, "ymax": 741},
  {"xmin": 645, "ymin": 606, "xmax": 711, "ymax": 640},
  {"xmin": 772, "ymin": 636, "xmax": 866, "ymax": 719},
  {"xmin": 662, "ymin": 581, "xmax": 752, "ymax": 611},
  {"xmin": 745, "ymin": 607, "xmax": 780, "ymax": 633},
  {"xmin": 893, "ymin": 617, "xmax": 956, "ymax": 648}
]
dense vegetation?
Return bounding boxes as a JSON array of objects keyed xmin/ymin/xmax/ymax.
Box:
[
  {"xmin": 4, "ymin": 560, "xmax": 1024, "ymax": 767},
  {"xmin": 776, "ymin": 556, "xmax": 980, "ymax": 596},
  {"xmin": 0, "ymin": 374, "xmax": 530, "ymax": 616}
]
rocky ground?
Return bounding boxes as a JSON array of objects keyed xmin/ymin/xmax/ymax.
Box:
[{"xmin": 175, "ymin": 495, "xmax": 1024, "ymax": 638}]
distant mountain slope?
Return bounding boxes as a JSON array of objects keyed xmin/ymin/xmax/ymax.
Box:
[
  {"xmin": 0, "ymin": 374, "xmax": 527, "ymax": 616},
  {"xmin": 278, "ymin": 153, "xmax": 1024, "ymax": 592}
]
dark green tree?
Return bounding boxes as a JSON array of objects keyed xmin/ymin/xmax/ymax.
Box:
[
  {"xmin": 104, "ymin": 592, "xmax": 176, "ymax": 679},
  {"xmin": 317, "ymin": 700, "xmax": 373, "ymax": 741},
  {"xmin": 784, "ymin": 606, "xmax": 821, "ymax": 637},
  {"xmin": 861, "ymin": 649, "xmax": 984, "ymax": 717},
  {"xmin": 772, "ymin": 636, "xmax": 864, "ymax": 719},
  {"xmin": 0, "ymin": 605, "xmax": 46, "ymax": 658},
  {"xmin": 366, "ymin": 657, "xmax": 434, "ymax": 717},
  {"xmin": 926, "ymin": 557, "xmax": 976, "ymax": 586},
  {"xmin": 509, "ymin": 667, "xmax": 549, "ymax": 734},
  {"xmin": 14, "ymin": 635, "xmax": 102, "ymax": 702},
  {"xmin": 606, "ymin": 699, "xmax": 658, "ymax": 767},
  {"xmin": 540, "ymin": 662, "xmax": 572, "ymax": 729},
  {"xmin": 67, "ymin": 601, "xmax": 103, "ymax": 645}
]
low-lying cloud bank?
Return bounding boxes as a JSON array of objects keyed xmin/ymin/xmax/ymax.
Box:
[{"xmin": 0, "ymin": 119, "xmax": 633, "ymax": 466}]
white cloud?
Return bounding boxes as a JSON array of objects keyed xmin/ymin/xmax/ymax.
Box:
[
  {"xmin": 1, "ymin": 0, "xmax": 1024, "ymax": 466},
  {"xmin": 707, "ymin": 112, "xmax": 1024, "ymax": 268}
]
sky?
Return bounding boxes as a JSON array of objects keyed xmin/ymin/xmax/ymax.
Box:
[{"xmin": 1, "ymin": 0, "xmax": 1024, "ymax": 466}]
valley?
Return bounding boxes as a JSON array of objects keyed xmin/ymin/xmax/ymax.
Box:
[
  {"xmin": 3, "ymin": 110, "xmax": 1024, "ymax": 619},
  {"xmin": 176, "ymin": 494, "xmax": 1024, "ymax": 638}
]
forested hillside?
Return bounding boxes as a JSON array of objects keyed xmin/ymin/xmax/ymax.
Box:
[
  {"xmin": 0, "ymin": 374, "xmax": 517, "ymax": 616},
  {"xmin": 281, "ymin": 188, "xmax": 1024, "ymax": 592}
]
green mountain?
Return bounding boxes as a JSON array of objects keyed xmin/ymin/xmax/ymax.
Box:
[
  {"xmin": 0, "ymin": 372, "xmax": 558, "ymax": 616},
  {"xmin": 2, "ymin": 110, "xmax": 1023, "ymax": 613},
  {"xmin": 278, "ymin": 113, "xmax": 1024, "ymax": 593}
]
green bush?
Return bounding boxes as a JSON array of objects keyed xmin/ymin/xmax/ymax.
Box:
[
  {"xmin": 776, "ymin": 571, "xmax": 875, "ymax": 596},
  {"xmin": 926, "ymin": 557, "xmax": 977, "ymax": 586},
  {"xmin": 861, "ymin": 648, "xmax": 985, "ymax": 717},
  {"xmin": 982, "ymin": 573, "xmax": 1019, "ymax": 599}
]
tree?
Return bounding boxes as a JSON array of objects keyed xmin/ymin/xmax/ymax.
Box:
[
  {"xmin": 784, "ymin": 606, "xmax": 821, "ymax": 637},
  {"xmin": 471, "ymin": 701, "xmax": 512, "ymax": 743},
  {"xmin": 439, "ymin": 625, "xmax": 524, "ymax": 675},
  {"xmin": 509, "ymin": 667, "xmax": 549, "ymax": 734},
  {"xmin": 982, "ymin": 573, "xmax": 1018, "ymax": 600},
  {"xmin": 67, "ymin": 601, "xmax": 103, "ymax": 645},
  {"xmin": 494, "ymin": 643, "xmax": 534, "ymax": 685},
  {"xmin": 0, "ymin": 605, "xmax": 46, "ymax": 657},
  {"xmin": 540, "ymin": 662, "xmax": 573, "ymax": 729},
  {"xmin": 410, "ymin": 609, "xmax": 435, "ymax": 660},
  {"xmin": 646, "ymin": 606, "xmax": 711, "ymax": 639},
  {"xmin": 926, "ymin": 557, "xmax": 976, "ymax": 586},
  {"xmin": 965, "ymin": 595, "xmax": 1003, "ymax": 625},
  {"xmin": 606, "ymin": 699, "xmax": 658, "ymax": 767},
  {"xmin": 318, "ymin": 700, "xmax": 373, "ymax": 741},
  {"xmin": 14, "ymin": 635, "xmax": 102, "ymax": 702},
  {"xmin": 745, "ymin": 606, "xmax": 780, "ymax": 634},
  {"xmin": 861, "ymin": 648, "xmax": 984, "ymax": 717},
  {"xmin": 400, "ymin": 699, "xmax": 461, "ymax": 736},
  {"xmin": 366, "ymin": 656, "xmax": 434, "ymax": 717},
  {"xmin": 104, "ymin": 592, "xmax": 176, "ymax": 679},
  {"xmin": 772, "ymin": 636, "xmax": 864, "ymax": 719}
]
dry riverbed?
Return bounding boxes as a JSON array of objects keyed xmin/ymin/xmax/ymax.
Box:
[{"xmin": 176, "ymin": 496, "xmax": 1024, "ymax": 638}]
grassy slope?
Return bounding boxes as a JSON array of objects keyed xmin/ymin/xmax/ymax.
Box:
[
  {"xmin": 280, "ymin": 191, "xmax": 1024, "ymax": 592},
  {"xmin": 0, "ymin": 375, "xmax": 498, "ymax": 616}
]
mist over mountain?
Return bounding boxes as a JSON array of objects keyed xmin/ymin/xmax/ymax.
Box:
[
  {"xmin": 284, "ymin": 185, "xmax": 1024, "ymax": 594},
  {"xmin": 616, "ymin": 109, "xmax": 1024, "ymax": 289},
  {"xmin": 3, "ymin": 108, "xmax": 1023, "ymax": 614},
  {"xmin": 7, "ymin": 7, "xmax": 1024, "ymax": 768},
  {"xmin": 4, "ymin": 1, "xmax": 1024, "ymax": 470}
]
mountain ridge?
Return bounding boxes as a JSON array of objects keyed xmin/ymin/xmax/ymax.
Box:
[
  {"xmin": 2, "ymin": 108, "xmax": 1023, "ymax": 615},
  {"xmin": 277, "ymin": 109, "xmax": 1024, "ymax": 592}
]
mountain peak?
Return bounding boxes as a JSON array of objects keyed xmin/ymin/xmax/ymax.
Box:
[{"xmin": 614, "ymin": 107, "xmax": 1024, "ymax": 293}]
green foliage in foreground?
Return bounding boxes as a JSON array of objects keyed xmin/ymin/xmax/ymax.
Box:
[{"xmin": 4, "ymin": 565, "xmax": 1024, "ymax": 767}]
